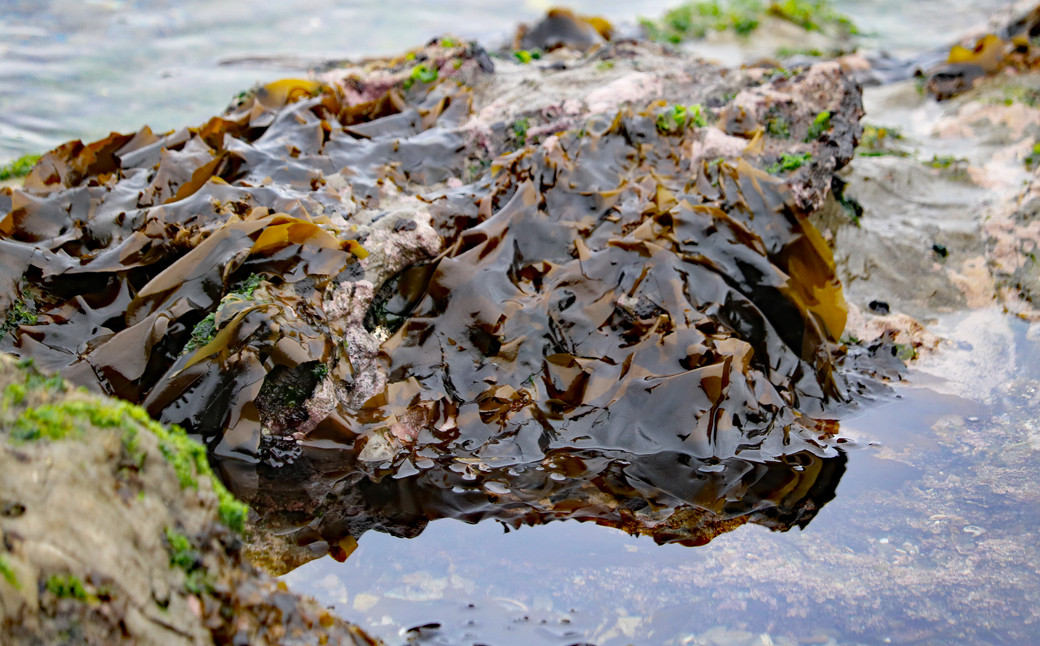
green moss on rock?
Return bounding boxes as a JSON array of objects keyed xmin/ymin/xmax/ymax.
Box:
[
  {"xmin": 640, "ymin": 0, "xmax": 855, "ymax": 43},
  {"xmin": 45, "ymin": 574, "xmax": 91, "ymax": 601},
  {"xmin": 806, "ymin": 110, "xmax": 831, "ymax": 141},
  {"xmin": 0, "ymin": 554, "xmax": 18, "ymax": 589},
  {"xmin": 2, "ymin": 357, "xmax": 248, "ymax": 533},
  {"xmin": 164, "ymin": 527, "xmax": 212, "ymax": 595},
  {"xmin": 769, "ymin": 151, "xmax": 812, "ymax": 173},
  {"xmin": 0, "ymin": 154, "xmax": 41, "ymax": 181}
]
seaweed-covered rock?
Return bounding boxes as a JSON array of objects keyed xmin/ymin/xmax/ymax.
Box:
[
  {"xmin": 0, "ymin": 32, "xmax": 865, "ymax": 567},
  {"xmin": 923, "ymin": 1, "xmax": 1040, "ymax": 100},
  {"xmin": 0, "ymin": 355, "xmax": 378, "ymax": 644}
]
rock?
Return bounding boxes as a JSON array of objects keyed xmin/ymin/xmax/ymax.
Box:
[
  {"xmin": 0, "ymin": 28, "xmax": 868, "ymax": 568},
  {"xmin": 0, "ymin": 355, "xmax": 378, "ymax": 645}
]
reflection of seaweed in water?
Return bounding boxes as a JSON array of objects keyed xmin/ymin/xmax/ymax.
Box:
[{"xmin": 0, "ymin": 38, "xmax": 862, "ymax": 566}]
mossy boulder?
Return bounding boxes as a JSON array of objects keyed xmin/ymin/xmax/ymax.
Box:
[{"xmin": 0, "ymin": 355, "xmax": 377, "ymax": 645}]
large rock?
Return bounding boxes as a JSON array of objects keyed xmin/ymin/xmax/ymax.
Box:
[
  {"xmin": 0, "ymin": 28, "xmax": 867, "ymax": 567},
  {"xmin": 0, "ymin": 355, "xmax": 378, "ymax": 644}
]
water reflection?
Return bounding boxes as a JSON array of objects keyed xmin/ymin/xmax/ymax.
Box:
[
  {"xmin": 281, "ymin": 327, "xmax": 1040, "ymax": 646},
  {"xmin": 233, "ymin": 443, "xmax": 847, "ymax": 573}
]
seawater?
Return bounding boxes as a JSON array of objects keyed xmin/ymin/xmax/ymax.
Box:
[
  {"xmin": 283, "ymin": 310, "xmax": 1040, "ymax": 645},
  {"xmin": 0, "ymin": 0, "xmax": 1015, "ymax": 161}
]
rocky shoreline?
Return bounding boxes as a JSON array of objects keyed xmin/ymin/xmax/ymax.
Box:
[{"xmin": 2, "ymin": 2, "xmax": 1040, "ymax": 644}]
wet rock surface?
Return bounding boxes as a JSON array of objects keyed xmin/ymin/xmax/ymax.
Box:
[
  {"xmin": 0, "ymin": 31, "xmax": 872, "ymax": 568},
  {"xmin": 0, "ymin": 355, "xmax": 378, "ymax": 645},
  {"xmin": 0, "ymin": 19, "xmax": 873, "ymax": 573}
]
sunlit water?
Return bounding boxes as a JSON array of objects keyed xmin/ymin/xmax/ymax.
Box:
[
  {"xmin": 282, "ymin": 310, "xmax": 1040, "ymax": 645},
  {"xmin": 4, "ymin": 1, "xmax": 1038, "ymax": 644},
  {"xmin": 0, "ymin": 0, "xmax": 1014, "ymax": 162}
]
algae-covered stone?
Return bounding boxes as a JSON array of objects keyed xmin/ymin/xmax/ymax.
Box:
[
  {"xmin": 0, "ymin": 25, "xmax": 869, "ymax": 567},
  {"xmin": 0, "ymin": 355, "xmax": 378, "ymax": 645}
]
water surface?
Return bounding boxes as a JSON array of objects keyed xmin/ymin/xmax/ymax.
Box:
[
  {"xmin": 283, "ymin": 310, "xmax": 1040, "ymax": 645},
  {"xmin": 0, "ymin": 0, "xmax": 1015, "ymax": 161}
]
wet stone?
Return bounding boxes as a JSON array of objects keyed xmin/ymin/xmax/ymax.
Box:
[{"xmin": 0, "ymin": 31, "xmax": 870, "ymax": 569}]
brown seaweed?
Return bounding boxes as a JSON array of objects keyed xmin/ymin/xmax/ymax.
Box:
[
  {"xmin": 924, "ymin": 6, "xmax": 1040, "ymax": 100},
  {"xmin": 0, "ymin": 36, "xmax": 866, "ymax": 569}
]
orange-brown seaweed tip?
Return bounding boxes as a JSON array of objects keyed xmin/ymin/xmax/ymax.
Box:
[
  {"xmin": 0, "ymin": 28, "xmax": 873, "ymax": 562},
  {"xmin": 924, "ymin": 7, "xmax": 1040, "ymax": 100}
]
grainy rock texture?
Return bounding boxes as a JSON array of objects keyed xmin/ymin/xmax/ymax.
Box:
[{"xmin": 0, "ymin": 355, "xmax": 378, "ymax": 645}]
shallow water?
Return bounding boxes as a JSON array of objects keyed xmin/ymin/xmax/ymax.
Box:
[
  {"xmin": 283, "ymin": 310, "xmax": 1040, "ymax": 645},
  {"xmin": 0, "ymin": 0, "xmax": 1015, "ymax": 162}
]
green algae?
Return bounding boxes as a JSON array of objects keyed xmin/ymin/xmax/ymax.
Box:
[
  {"xmin": 926, "ymin": 154, "xmax": 963, "ymax": 169},
  {"xmin": 403, "ymin": 63, "xmax": 438, "ymax": 90},
  {"xmin": 148, "ymin": 416, "xmax": 248, "ymax": 533},
  {"xmin": 806, "ymin": 110, "xmax": 831, "ymax": 141},
  {"xmin": 45, "ymin": 574, "xmax": 90, "ymax": 601},
  {"xmin": 769, "ymin": 151, "xmax": 812, "ymax": 173},
  {"xmin": 1026, "ymin": 142, "xmax": 1040, "ymax": 170},
  {"xmin": 0, "ymin": 154, "xmax": 41, "ymax": 181},
  {"xmin": 3, "ymin": 383, "xmax": 27, "ymax": 410},
  {"xmin": 0, "ymin": 554, "xmax": 18, "ymax": 589},
  {"xmin": 857, "ymin": 124, "xmax": 908, "ymax": 157},
  {"xmin": 164, "ymin": 528, "xmax": 212, "ymax": 595},
  {"xmin": 182, "ymin": 274, "xmax": 266, "ymax": 355},
  {"xmin": 775, "ymin": 46, "xmax": 825, "ymax": 58},
  {"xmin": 769, "ymin": 0, "xmax": 856, "ymax": 33},
  {"xmin": 656, "ymin": 103, "xmax": 708, "ymax": 133},
  {"xmin": 765, "ymin": 112, "xmax": 792, "ymax": 139},
  {"xmin": 11, "ymin": 404, "xmax": 84, "ymax": 442},
  {"xmin": 1, "ymin": 291, "xmax": 37, "ymax": 340},
  {"xmin": 640, "ymin": 0, "xmax": 855, "ymax": 43},
  {"xmin": 511, "ymin": 117, "xmax": 530, "ymax": 146},
  {"xmin": 183, "ymin": 313, "xmax": 218, "ymax": 355},
  {"xmin": 2, "ymin": 360, "xmax": 248, "ymax": 533},
  {"xmin": 513, "ymin": 49, "xmax": 541, "ymax": 64}
]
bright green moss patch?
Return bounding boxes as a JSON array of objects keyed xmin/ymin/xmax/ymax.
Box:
[
  {"xmin": 894, "ymin": 343, "xmax": 918, "ymax": 361},
  {"xmin": 1, "ymin": 290, "xmax": 37, "ymax": 340},
  {"xmin": 183, "ymin": 312, "xmax": 217, "ymax": 354},
  {"xmin": 805, "ymin": 110, "xmax": 831, "ymax": 141},
  {"xmin": 768, "ymin": 151, "xmax": 812, "ymax": 173},
  {"xmin": 775, "ymin": 46, "xmax": 825, "ymax": 58},
  {"xmin": 656, "ymin": 104, "xmax": 708, "ymax": 134},
  {"xmin": 231, "ymin": 273, "xmax": 264, "ymax": 299},
  {"xmin": 3, "ymin": 382, "xmax": 27, "ymax": 409},
  {"xmin": 11, "ymin": 404, "xmax": 83, "ymax": 442},
  {"xmin": 4, "ymin": 359, "xmax": 248, "ymax": 533},
  {"xmin": 768, "ymin": 0, "xmax": 856, "ymax": 33},
  {"xmin": 511, "ymin": 117, "xmax": 530, "ymax": 147},
  {"xmin": 640, "ymin": 0, "xmax": 855, "ymax": 43},
  {"xmin": 403, "ymin": 63, "xmax": 438, "ymax": 90},
  {"xmin": 926, "ymin": 154, "xmax": 963, "ymax": 169},
  {"xmin": 857, "ymin": 124, "xmax": 909, "ymax": 157},
  {"xmin": 46, "ymin": 574, "xmax": 90, "ymax": 601},
  {"xmin": 164, "ymin": 528, "xmax": 212, "ymax": 595},
  {"xmin": 513, "ymin": 49, "xmax": 541, "ymax": 64},
  {"xmin": 1025, "ymin": 142, "xmax": 1040, "ymax": 170},
  {"xmin": 0, "ymin": 554, "xmax": 19, "ymax": 589},
  {"xmin": 0, "ymin": 153, "xmax": 41, "ymax": 181},
  {"xmin": 182, "ymin": 274, "xmax": 265, "ymax": 354},
  {"xmin": 143, "ymin": 411, "xmax": 247, "ymax": 533},
  {"xmin": 765, "ymin": 113, "xmax": 792, "ymax": 139}
]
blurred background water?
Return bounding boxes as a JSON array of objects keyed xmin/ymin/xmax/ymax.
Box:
[{"xmin": 0, "ymin": 0, "xmax": 1016, "ymax": 162}]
